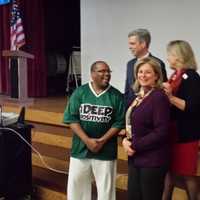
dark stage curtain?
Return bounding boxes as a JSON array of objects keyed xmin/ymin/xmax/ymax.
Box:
[
  {"xmin": 0, "ymin": 0, "xmax": 47, "ymax": 97},
  {"xmin": 21, "ymin": 0, "xmax": 47, "ymax": 97},
  {"xmin": 0, "ymin": 4, "xmax": 10, "ymax": 94}
]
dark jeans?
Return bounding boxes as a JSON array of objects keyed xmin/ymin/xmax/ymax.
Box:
[{"xmin": 128, "ymin": 165, "xmax": 168, "ymax": 200}]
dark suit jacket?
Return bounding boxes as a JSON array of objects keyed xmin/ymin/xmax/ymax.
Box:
[{"xmin": 124, "ymin": 54, "xmax": 167, "ymax": 107}]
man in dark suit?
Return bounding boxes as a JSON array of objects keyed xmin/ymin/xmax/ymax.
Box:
[{"xmin": 124, "ymin": 28, "xmax": 167, "ymax": 107}]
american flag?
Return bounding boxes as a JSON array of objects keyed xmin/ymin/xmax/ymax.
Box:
[{"xmin": 10, "ymin": 0, "xmax": 25, "ymax": 50}]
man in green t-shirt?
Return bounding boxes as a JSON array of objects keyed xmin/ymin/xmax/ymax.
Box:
[{"xmin": 63, "ymin": 60, "xmax": 125, "ymax": 200}]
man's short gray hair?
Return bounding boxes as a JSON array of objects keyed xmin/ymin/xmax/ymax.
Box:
[{"xmin": 128, "ymin": 28, "xmax": 151, "ymax": 48}]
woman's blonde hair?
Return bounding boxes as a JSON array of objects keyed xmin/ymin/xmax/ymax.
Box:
[
  {"xmin": 133, "ymin": 57, "xmax": 163, "ymax": 92},
  {"xmin": 167, "ymin": 40, "xmax": 197, "ymax": 70}
]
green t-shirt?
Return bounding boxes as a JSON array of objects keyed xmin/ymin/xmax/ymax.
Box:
[{"xmin": 63, "ymin": 82, "xmax": 125, "ymax": 160}]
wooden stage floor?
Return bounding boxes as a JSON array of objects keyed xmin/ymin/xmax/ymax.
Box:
[
  {"xmin": 1, "ymin": 95, "xmax": 68, "ymax": 112},
  {"xmin": 28, "ymin": 96, "xmax": 68, "ymax": 113},
  {"xmin": 1, "ymin": 95, "xmax": 69, "ymax": 126}
]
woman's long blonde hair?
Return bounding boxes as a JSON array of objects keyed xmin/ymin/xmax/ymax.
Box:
[
  {"xmin": 133, "ymin": 57, "xmax": 163, "ymax": 93},
  {"xmin": 167, "ymin": 40, "xmax": 197, "ymax": 70}
]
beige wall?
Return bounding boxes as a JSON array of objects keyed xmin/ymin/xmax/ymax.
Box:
[{"xmin": 81, "ymin": 0, "xmax": 200, "ymax": 92}]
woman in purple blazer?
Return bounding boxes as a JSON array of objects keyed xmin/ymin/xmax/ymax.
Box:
[{"xmin": 122, "ymin": 57, "xmax": 170, "ymax": 200}]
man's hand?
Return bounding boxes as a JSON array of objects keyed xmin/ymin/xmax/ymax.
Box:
[
  {"xmin": 118, "ymin": 129, "xmax": 126, "ymax": 136},
  {"xmin": 70, "ymin": 123, "xmax": 105, "ymax": 153},
  {"xmin": 70, "ymin": 123, "xmax": 121, "ymax": 153},
  {"xmin": 85, "ymin": 138, "xmax": 104, "ymax": 153}
]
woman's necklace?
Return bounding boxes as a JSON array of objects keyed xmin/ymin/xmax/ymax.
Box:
[{"xmin": 125, "ymin": 87, "xmax": 154, "ymax": 140}]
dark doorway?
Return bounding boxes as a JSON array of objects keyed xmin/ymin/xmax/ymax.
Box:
[{"xmin": 44, "ymin": 0, "xmax": 80, "ymax": 96}]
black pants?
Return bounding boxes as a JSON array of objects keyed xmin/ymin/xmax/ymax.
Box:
[{"xmin": 128, "ymin": 165, "xmax": 167, "ymax": 200}]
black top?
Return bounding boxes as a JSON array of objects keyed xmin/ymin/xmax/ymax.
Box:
[{"xmin": 172, "ymin": 69, "xmax": 200, "ymax": 142}]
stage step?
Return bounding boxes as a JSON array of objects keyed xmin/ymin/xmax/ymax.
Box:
[
  {"xmin": 32, "ymin": 166, "xmax": 187, "ymax": 200},
  {"xmin": 33, "ymin": 185, "xmax": 66, "ymax": 200},
  {"xmin": 30, "ymin": 122, "xmax": 129, "ymax": 199},
  {"xmin": 30, "ymin": 122, "xmax": 195, "ymax": 200},
  {"xmin": 33, "ymin": 165, "xmax": 66, "ymax": 192},
  {"xmin": 32, "ymin": 166, "xmax": 128, "ymax": 200}
]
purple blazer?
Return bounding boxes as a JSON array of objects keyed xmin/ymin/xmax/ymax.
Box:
[{"xmin": 128, "ymin": 89, "xmax": 170, "ymax": 167}]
